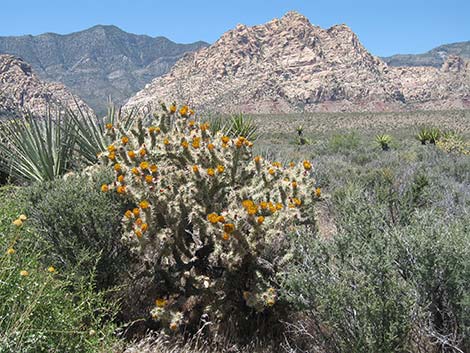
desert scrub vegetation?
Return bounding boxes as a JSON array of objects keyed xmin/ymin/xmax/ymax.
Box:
[
  {"xmin": 0, "ymin": 186, "xmax": 119, "ymax": 352},
  {"xmin": 99, "ymin": 103, "xmax": 318, "ymax": 336},
  {"xmin": 0, "ymin": 106, "xmax": 469, "ymax": 353}
]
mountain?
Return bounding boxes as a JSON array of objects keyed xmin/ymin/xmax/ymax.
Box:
[
  {"xmin": 124, "ymin": 12, "xmax": 470, "ymax": 113},
  {"xmin": 382, "ymin": 41, "xmax": 470, "ymax": 67},
  {"xmin": 0, "ymin": 54, "xmax": 93, "ymax": 118},
  {"xmin": 0, "ymin": 25, "xmax": 208, "ymax": 114}
]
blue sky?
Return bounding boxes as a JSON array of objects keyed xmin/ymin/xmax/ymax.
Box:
[{"xmin": 0, "ymin": 0, "xmax": 468, "ymax": 56}]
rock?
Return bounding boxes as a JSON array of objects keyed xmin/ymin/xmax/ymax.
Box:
[
  {"xmin": 0, "ymin": 54, "xmax": 93, "ymax": 117},
  {"xmin": 124, "ymin": 11, "xmax": 470, "ymax": 113}
]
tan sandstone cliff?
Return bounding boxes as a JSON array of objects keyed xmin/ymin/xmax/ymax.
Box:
[{"xmin": 124, "ymin": 12, "xmax": 470, "ymax": 113}]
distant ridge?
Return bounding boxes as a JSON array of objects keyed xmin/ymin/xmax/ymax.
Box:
[
  {"xmin": 0, "ymin": 54, "xmax": 93, "ymax": 118},
  {"xmin": 124, "ymin": 12, "xmax": 470, "ymax": 113},
  {"xmin": 0, "ymin": 25, "xmax": 208, "ymax": 114},
  {"xmin": 382, "ymin": 41, "xmax": 470, "ymax": 67}
]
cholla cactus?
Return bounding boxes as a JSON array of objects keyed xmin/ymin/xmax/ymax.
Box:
[{"xmin": 100, "ymin": 104, "xmax": 318, "ymax": 332}]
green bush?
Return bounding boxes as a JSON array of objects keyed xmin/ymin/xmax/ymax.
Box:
[
  {"xmin": 0, "ymin": 186, "xmax": 119, "ymax": 352},
  {"xmin": 25, "ymin": 168, "xmax": 131, "ymax": 290}
]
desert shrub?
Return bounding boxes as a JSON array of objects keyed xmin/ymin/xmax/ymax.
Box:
[
  {"xmin": 436, "ymin": 134, "xmax": 470, "ymax": 155},
  {"xmin": 393, "ymin": 211, "xmax": 470, "ymax": 352},
  {"xmin": 25, "ymin": 168, "xmax": 131, "ymax": 289},
  {"xmin": 0, "ymin": 186, "xmax": 119, "ymax": 352},
  {"xmin": 99, "ymin": 104, "xmax": 318, "ymax": 335},
  {"xmin": 327, "ymin": 132, "xmax": 361, "ymax": 154},
  {"xmin": 281, "ymin": 197, "xmax": 417, "ymax": 352}
]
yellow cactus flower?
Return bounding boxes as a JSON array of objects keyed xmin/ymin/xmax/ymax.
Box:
[
  {"xmin": 181, "ymin": 140, "xmax": 189, "ymax": 149},
  {"xmin": 293, "ymin": 198, "xmax": 302, "ymax": 206},
  {"xmin": 128, "ymin": 150, "xmax": 136, "ymax": 159},
  {"xmin": 132, "ymin": 208, "xmax": 140, "ymax": 217},
  {"xmin": 140, "ymin": 161, "xmax": 149, "ymax": 170},
  {"xmin": 135, "ymin": 230, "xmax": 143, "ymax": 238},
  {"xmin": 116, "ymin": 186, "xmax": 126, "ymax": 194},
  {"xmin": 141, "ymin": 223, "xmax": 149, "ymax": 232},
  {"xmin": 163, "ymin": 138, "xmax": 170, "ymax": 145},
  {"xmin": 131, "ymin": 167, "xmax": 139, "ymax": 176},
  {"xmin": 254, "ymin": 156, "xmax": 261, "ymax": 164},
  {"xmin": 217, "ymin": 165, "xmax": 225, "ymax": 173},
  {"xmin": 148, "ymin": 126, "xmax": 156, "ymax": 134},
  {"xmin": 188, "ymin": 120, "xmax": 195, "ymax": 127},
  {"xmin": 257, "ymin": 216, "xmax": 265, "ymax": 224},
  {"xmin": 47, "ymin": 266, "xmax": 55, "ymax": 273},
  {"xmin": 179, "ymin": 105, "xmax": 189, "ymax": 116},
  {"xmin": 235, "ymin": 139, "xmax": 243, "ymax": 148},
  {"xmin": 101, "ymin": 184, "xmax": 109, "ymax": 192},
  {"xmin": 105, "ymin": 123, "xmax": 113, "ymax": 129},
  {"xmin": 192, "ymin": 165, "xmax": 199, "ymax": 173},
  {"xmin": 124, "ymin": 210, "xmax": 133, "ymax": 219},
  {"xmin": 108, "ymin": 152, "xmax": 116, "ymax": 161},
  {"xmin": 207, "ymin": 168, "xmax": 215, "ymax": 176},
  {"xmin": 217, "ymin": 215, "xmax": 225, "ymax": 223},
  {"xmin": 107, "ymin": 144, "xmax": 116, "ymax": 153},
  {"xmin": 315, "ymin": 187, "xmax": 321, "ymax": 198},
  {"xmin": 117, "ymin": 175, "xmax": 125, "ymax": 183},
  {"xmin": 276, "ymin": 203, "xmax": 283, "ymax": 210},
  {"xmin": 221, "ymin": 136, "xmax": 230, "ymax": 144},
  {"xmin": 6, "ymin": 248, "xmax": 15, "ymax": 255},
  {"xmin": 139, "ymin": 200, "xmax": 150, "ymax": 209},
  {"xmin": 136, "ymin": 218, "xmax": 143, "ymax": 227},
  {"xmin": 266, "ymin": 298, "xmax": 275, "ymax": 307},
  {"xmin": 20, "ymin": 270, "xmax": 29, "ymax": 277},
  {"xmin": 155, "ymin": 298, "xmax": 167, "ymax": 308},
  {"xmin": 303, "ymin": 160, "xmax": 312, "ymax": 170},
  {"xmin": 289, "ymin": 162, "xmax": 295, "ymax": 168},
  {"xmin": 169, "ymin": 104, "xmax": 177, "ymax": 113},
  {"xmin": 260, "ymin": 201, "xmax": 268, "ymax": 209},
  {"xmin": 272, "ymin": 161, "xmax": 281, "ymax": 168},
  {"xmin": 292, "ymin": 181, "xmax": 298, "ymax": 188},
  {"xmin": 222, "ymin": 232, "xmax": 230, "ymax": 241},
  {"xmin": 192, "ymin": 137, "xmax": 200, "ymax": 149},
  {"xmin": 121, "ymin": 136, "xmax": 129, "ymax": 145},
  {"xmin": 268, "ymin": 168, "xmax": 275, "ymax": 176},
  {"xmin": 145, "ymin": 175, "xmax": 153, "ymax": 184},
  {"xmin": 207, "ymin": 213, "xmax": 219, "ymax": 224},
  {"xmin": 223, "ymin": 223, "xmax": 235, "ymax": 233},
  {"xmin": 114, "ymin": 163, "xmax": 122, "ymax": 172},
  {"xmin": 139, "ymin": 148, "xmax": 147, "ymax": 157},
  {"xmin": 150, "ymin": 164, "xmax": 158, "ymax": 173},
  {"xmin": 200, "ymin": 122, "xmax": 209, "ymax": 131}
]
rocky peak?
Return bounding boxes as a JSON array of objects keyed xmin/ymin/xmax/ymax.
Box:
[
  {"xmin": 441, "ymin": 55, "xmax": 465, "ymax": 72},
  {"xmin": 124, "ymin": 12, "xmax": 470, "ymax": 113},
  {"xmin": 0, "ymin": 54, "xmax": 93, "ymax": 117}
]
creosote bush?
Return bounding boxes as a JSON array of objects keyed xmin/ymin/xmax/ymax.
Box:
[{"xmin": 99, "ymin": 104, "xmax": 318, "ymax": 334}]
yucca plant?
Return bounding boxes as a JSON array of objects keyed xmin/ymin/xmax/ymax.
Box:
[
  {"xmin": 0, "ymin": 109, "xmax": 76, "ymax": 182},
  {"xmin": 416, "ymin": 128, "xmax": 429, "ymax": 145},
  {"xmin": 428, "ymin": 127, "xmax": 441, "ymax": 144},
  {"xmin": 66, "ymin": 102, "xmax": 138, "ymax": 165},
  {"xmin": 206, "ymin": 113, "xmax": 258, "ymax": 140},
  {"xmin": 375, "ymin": 134, "xmax": 392, "ymax": 151}
]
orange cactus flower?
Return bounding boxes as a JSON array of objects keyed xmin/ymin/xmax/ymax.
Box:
[
  {"xmin": 222, "ymin": 232, "xmax": 230, "ymax": 241},
  {"xmin": 114, "ymin": 163, "xmax": 122, "ymax": 172},
  {"xmin": 150, "ymin": 164, "xmax": 158, "ymax": 173},
  {"xmin": 257, "ymin": 216, "xmax": 265, "ymax": 224},
  {"xmin": 108, "ymin": 152, "xmax": 116, "ymax": 161},
  {"xmin": 192, "ymin": 165, "xmax": 199, "ymax": 173},
  {"xmin": 221, "ymin": 136, "xmax": 230, "ymax": 144},
  {"xmin": 207, "ymin": 168, "xmax": 215, "ymax": 177},
  {"xmin": 141, "ymin": 223, "xmax": 149, "ymax": 232},
  {"xmin": 303, "ymin": 160, "xmax": 312, "ymax": 170},
  {"xmin": 207, "ymin": 213, "xmax": 219, "ymax": 224},
  {"xmin": 124, "ymin": 210, "xmax": 133, "ymax": 219},
  {"xmin": 117, "ymin": 175, "xmax": 125, "ymax": 183},
  {"xmin": 181, "ymin": 140, "xmax": 189, "ymax": 149},
  {"xmin": 140, "ymin": 161, "xmax": 149, "ymax": 170},
  {"xmin": 315, "ymin": 187, "xmax": 321, "ymax": 198},
  {"xmin": 139, "ymin": 200, "xmax": 150, "ymax": 209},
  {"xmin": 179, "ymin": 105, "xmax": 189, "ymax": 116},
  {"xmin": 117, "ymin": 185, "xmax": 126, "ymax": 194},
  {"xmin": 207, "ymin": 143, "xmax": 215, "ymax": 151},
  {"xmin": 132, "ymin": 208, "xmax": 140, "ymax": 217},
  {"xmin": 217, "ymin": 165, "xmax": 225, "ymax": 173},
  {"xmin": 101, "ymin": 184, "xmax": 109, "ymax": 193},
  {"xmin": 223, "ymin": 223, "xmax": 235, "ymax": 233},
  {"xmin": 192, "ymin": 137, "xmax": 200, "ymax": 149},
  {"xmin": 131, "ymin": 167, "xmax": 139, "ymax": 176},
  {"xmin": 139, "ymin": 148, "xmax": 147, "ymax": 157},
  {"xmin": 169, "ymin": 104, "xmax": 177, "ymax": 113},
  {"xmin": 121, "ymin": 136, "xmax": 129, "ymax": 145},
  {"xmin": 254, "ymin": 156, "xmax": 261, "ymax": 164},
  {"xmin": 105, "ymin": 123, "xmax": 113, "ymax": 129},
  {"xmin": 217, "ymin": 215, "xmax": 225, "ymax": 223},
  {"xmin": 145, "ymin": 175, "xmax": 153, "ymax": 184},
  {"xmin": 128, "ymin": 150, "xmax": 136, "ymax": 159}
]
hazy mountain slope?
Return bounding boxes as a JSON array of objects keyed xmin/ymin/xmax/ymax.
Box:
[
  {"xmin": 124, "ymin": 12, "xmax": 470, "ymax": 113},
  {"xmin": 0, "ymin": 54, "xmax": 93, "ymax": 118},
  {"xmin": 382, "ymin": 41, "xmax": 470, "ymax": 67},
  {"xmin": 0, "ymin": 25, "xmax": 208, "ymax": 113}
]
